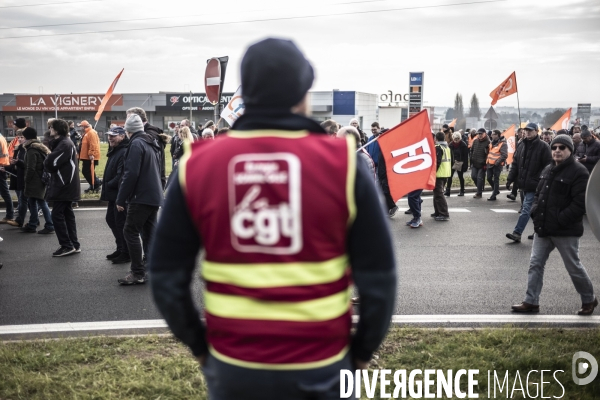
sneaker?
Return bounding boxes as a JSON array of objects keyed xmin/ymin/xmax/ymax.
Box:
[
  {"xmin": 487, "ymin": 196, "xmax": 497, "ymax": 201},
  {"xmin": 506, "ymin": 232, "xmax": 522, "ymax": 242},
  {"xmin": 473, "ymin": 193, "xmax": 482, "ymax": 199},
  {"xmin": 444, "ymin": 191, "xmax": 451, "ymax": 197},
  {"xmin": 7, "ymin": 220, "xmax": 22, "ymax": 227},
  {"xmin": 388, "ymin": 206, "xmax": 398, "ymax": 218},
  {"xmin": 106, "ymin": 250, "xmax": 121, "ymax": 260},
  {"xmin": 72, "ymin": 202, "xmax": 79, "ymax": 208},
  {"xmin": 118, "ymin": 272, "xmax": 147, "ymax": 285},
  {"xmin": 430, "ymin": 213, "xmax": 439, "ymax": 218},
  {"xmin": 457, "ymin": 191, "xmax": 465, "ymax": 197},
  {"xmin": 52, "ymin": 246, "xmax": 76, "ymax": 257},
  {"xmin": 405, "ymin": 218, "xmax": 415, "ymax": 226},
  {"xmin": 74, "ymin": 246, "xmax": 81, "ymax": 253},
  {"xmin": 528, "ymin": 234, "xmax": 534, "ymax": 240},
  {"xmin": 37, "ymin": 228, "xmax": 55, "ymax": 234},
  {"xmin": 434, "ymin": 215, "xmax": 450, "ymax": 221},
  {"xmin": 21, "ymin": 226, "xmax": 37, "ymax": 233},
  {"xmin": 507, "ymin": 193, "xmax": 516, "ymax": 201},
  {"xmin": 410, "ymin": 218, "xmax": 423, "ymax": 228},
  {"xmin": 38, "ymin": 210, "xmax": 43, "ymax": 217},
  {"xmin": 112, "ymin": 254, "xmax": 132, "ymax": 264},
  {"xmin": 404, "ymin": 209, "xmax": 413, "ymax": 214}
]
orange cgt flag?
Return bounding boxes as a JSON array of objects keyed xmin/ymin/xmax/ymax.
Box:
[
  {"xmin": 95, "ymin": 68, "xmax": 124, "ymax": 122},
  {"xmin": 490, "ymin": 72, "xmax": 517, "ymax": 105},
  {"xmin": 501, "ymin": 124, "xmax": 516, "ymax": 165},
  {"xmin": 378, "ymin": 110, "xmax": 437, "ymax": 201},
  {"xmin": 448, "ymin": 118, "xmax": 457, "ymax": 128},
  {"xmin": 550, "ymin": 108, "xmax": 572, "ymax": 131}
]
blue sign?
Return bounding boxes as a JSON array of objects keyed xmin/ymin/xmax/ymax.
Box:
[
  {"xmin": 409, "ymin": 72, "xmax": 423, "ymax": 86},
  {"xmin": 333, "ymin": 91, "xmax": 356, "ymax": 115}
]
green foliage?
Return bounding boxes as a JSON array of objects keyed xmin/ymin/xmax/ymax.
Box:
[
  {"xmin": 542, "ymin": 109, "xmax": 567, "ymax": 129},
  {"xmin": 469, "ymin": 93, "xmax": 481, "ymax": 119}
]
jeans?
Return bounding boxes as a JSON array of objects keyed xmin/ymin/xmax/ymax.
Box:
[
  {"xmin": 106, "ymin": 201, "xmax": 128, "ymax": 255},
  {"xmin": 52, "ymin": 200, "xmax": 79, "ymax": 249},
  {"xmin": 470, "ymin": 166, "xmax": 486, "ymax": 194},
  {"xmin": 123, "ymin": 203, "xmax": 159, "ymax": 276},
  {"xmin": 514, "ymin": 191, "xmax": 535, "ymax": 235},
  {"xmin": 486, "ymin": 164, "xmax": 502, "ymax": 195},
  {"xmin": 81, "ymin": 159, "xmax": 100, "ymax": 188},
  {"xmin": 433, "ymin": 178, "xmax": 449, "ymax": 217},
  {"xmin": 447, "ymin": 169, "xmax": 465, "ymax": 192},
  {"xmin": 407, "ymin": 189, "xmax": 423, "ymax": 219},
  {"xmin": 524, "ymin": 235, "xmax": 595, "ymax": 305},
  {"xmin": 27, "ymin": 197, "xmax": 54, "ymax": 231},
  {"xmin": 15, "ymin": 190, "xmax": 28, "ymax": 225},
  {"xmin": 0, "ymin": 174, "xmax": 14, "ymax": 219}
]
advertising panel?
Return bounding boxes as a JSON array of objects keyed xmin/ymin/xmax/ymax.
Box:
[
  {"xmin": 164, "ymin": 93, "xmax": 234, "ymax": 111},
  {"xmin": 408, "ymin": 72, "xmax": 424, "ymax": 118},
  {"xmin": 3, "ymin": 94, "xmax": 123, "ymax": 112}
]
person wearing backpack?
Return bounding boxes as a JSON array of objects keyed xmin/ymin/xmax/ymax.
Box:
[{"xmin": 21, "ymin": 127, "xmax": 54, "ymax": 234}]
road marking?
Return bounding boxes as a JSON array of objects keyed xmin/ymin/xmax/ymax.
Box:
[
  {"xmin": 448, "ymin": 208, "xmax": 470, "ymax": 212},
  {"xmin": 491, "ymin": 209, "xmax": 518, "ymax": 213},
  {"xmin": 2, "ymin": 314, "xmax": 599, "ymax": 336},
  {"xmin": 74, "ymin": 208, "xmax": 108, "ymax": 211}
]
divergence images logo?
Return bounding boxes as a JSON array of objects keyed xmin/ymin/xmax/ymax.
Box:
[
  {"xmin": 170, "ymin": 96, "xmax": 180, "ymax": 106},
  {"xmin": 228, "ymin": 153, "xmax": 302, "ymax": 255},
  {"xmin": 572, "ymin": 351, "xmax": 598, "ymax": 385}
]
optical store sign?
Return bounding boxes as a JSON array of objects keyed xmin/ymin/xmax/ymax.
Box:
[
  {"xmin": 165, "ymin": 93, "xmax": 234, "ymax": 111},
  {"xmin": 340, "ymin": 351, "xmax": 597, "ymax": 398},
  {"xmin": 3, "ymin": 95, "xmax": 123, "ymax": 112}
]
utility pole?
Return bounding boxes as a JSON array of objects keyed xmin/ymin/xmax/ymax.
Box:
[
  {"xmin": 189, "ymin": 91, "xmax": 193, "ymax": 126},
  {"xmin": 54, "ymin": 93, "xmax": 58, "ymax": 119}
]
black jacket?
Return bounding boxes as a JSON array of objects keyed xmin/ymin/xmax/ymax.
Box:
[
  {"xmin": 470, "ymin": 135, "xmax": 490, "ymax": 168},
  {"xmin": 100, "ymin": 137, "xmax": 129, "ymax": 202},
  {"xmin": 7, "ymin": 144, "xmax": 26, "ymax": 191},
  {"xmin": 531, "ymin": 156, "xmax": 589, "ymax": 237},
  {"xmin": 116, "ymin": 131, "xmax": 163, "ymax": 207},
  {"xmin": 44, "ymin": 135, "xmax": 81, "ymax": 202},
  {"xmin": 507, "ymin": 135, "xmax": 552, "ymax": 193},
  {"xmin": 575, "ymin": 138, "xmax": 600, "ymax": 173},
  {"xmin": 24, "ymin": 139, "xmax": 51, "ymax": 200},
  {"xmin": 70, "ymin": 127, "xmax": 81, "ymax": 149},
  {"xmin": 449, "ymin": 140, "xmax": 469, "ymax": 172},
  {"xmin": 144, "ymin": 123, "xmax": 170, "ymax": 189}
]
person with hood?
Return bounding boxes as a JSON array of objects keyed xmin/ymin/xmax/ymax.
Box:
[
  {"xmin": 78, "ymin": 120, "xmax": 102, "ymax": 193},
  {"xmin": 512, "ymin": 135, "xmax": 597, "ymax": 315},
  {"xmin": 149, "ymin": 38, "xmax": 396, "ymax": 399},
  {"xmin": 116, "ymin": 114, "xmax": 163, "ymax": 285},
  {"xmin": 126, "ymin": 107, "xmax": 171, "ymax": 189},
  {"xmin": 506, "ymin": 122, "xmax": 552, "ymax": 242},
  {"xmin": 445, "ymin": 131, "xmax": 469, "ymax": 196},
  {"xmin": 470, "ymin": 128, "xmax": 490, "ymax": 198},
  {"xmin": 485, "ymin": 129, "xmax": 508, "ymax": 201},
  {"xmin": 21, "ymin": 127, "xmax": 54, "ymax": 234},
  {"xmin": 100, "ymin": 126, "xmax": 130, "ymax": 265},
  {"xmin": 44, "ymin": 119, "xmax": 81, "ymax": 257},
  {"xmin": 5, "ymin": 130, "xmax": 27, "ymax": 228}
]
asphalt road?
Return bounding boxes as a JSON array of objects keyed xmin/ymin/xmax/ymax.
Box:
[{"xmin": 0, "ymin": 191, "xmax": 599, "ymax": 326}]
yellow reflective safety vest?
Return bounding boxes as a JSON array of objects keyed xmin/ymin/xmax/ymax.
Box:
[{"xmin": 436, "ymin": 143, "xmax": 451, "ymax": 178}]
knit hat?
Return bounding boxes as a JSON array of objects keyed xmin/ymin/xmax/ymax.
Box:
[
  {"xmin": 550, "ymin": 134, "xmax": 574, "ymax": 154},
  {"xmin": 125, "ymin": 114, "xmax": 144, "ymax": 133},
  {"xmin": 13, "ymin": 118, "xmax": 27, "ymax": 129},
  {"xmin": 241, "ymin": 38, "xmax": 314, "ymax": 110},
  {"xmin": 22, "ymin": 127, "xmax": 38, "ymax": 140},
  {"xmin": 107, "ymin": 126, "xmax": 126, "ymax": 136}
]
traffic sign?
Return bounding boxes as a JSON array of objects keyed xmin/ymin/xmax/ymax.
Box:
[{"xmin": 205, "ymin": 58, "xmax": 221, "ymax": 105}]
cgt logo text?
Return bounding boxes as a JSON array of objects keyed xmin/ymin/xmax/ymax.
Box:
[{"xmin": 340, "ymin": 352, "xmax": 597, "ymax": 398}]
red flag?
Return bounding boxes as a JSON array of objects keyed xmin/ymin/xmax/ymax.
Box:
[
  {"xmin": 378, "ymin": 110, "xmax": 436, "ymax": 201},
  {"xmin": 490, "ymin": 72, "xmax": 517, "ymax": 105},
  {"xmin": 550, "ymin": 108, "xmax": 571, "ymax": 131},
  {"xmin": 501, "ymin": 124, "xmax": 516, "ymax": 165},
  {"xmin": 95, "ymin": 68, "xmax": 124, "ymax": 122},
  {"xmin": 7, "ymin": 137, "xmax": 17, "ymax": 159}
]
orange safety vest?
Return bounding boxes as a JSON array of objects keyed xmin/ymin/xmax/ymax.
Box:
[
  {"xmin": 0, "ymin": 135, "xmax": 9, "ymax": 166},
  {"xmin": 468, "ymin": 135, "xmax": 475, "ymax": 149},
  {"xmin": 487, "ymin": 140, "xmax": 505, "ymax": 166}
]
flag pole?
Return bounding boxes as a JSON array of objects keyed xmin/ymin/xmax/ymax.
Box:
[{"xmin": 516, "ymin": 90, "xmax": 522, "ymax": 129}]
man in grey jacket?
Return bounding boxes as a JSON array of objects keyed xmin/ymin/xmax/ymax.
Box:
[{"xmin": 116, "ymin": 114, "xmax": 163, "ymax": 285}]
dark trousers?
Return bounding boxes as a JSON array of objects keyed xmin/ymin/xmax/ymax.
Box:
[
  {"xmin": 124, "ymin": 203, "xmax": 158, "ymax": 276},
  {"xmin": 106, "ymin": 201, "xmax": 128, "ymax": 255},
  {"xmin": 81, "ymin": 159, "xmax": 100, "ymax": 188},
  {"xmin": 52, "ymin": 200, "xmax": 79, "ymax": 249},
  {"xmin": 486, "ymin": 164, "xmax": 502, "ymax": 194},
  {"xmin": 379, "ymin": 178, "xmax": 397, "ymax": 210},
  {"xmin": 471, "ymin": 166, "xmax": 486, "ymax": 195},
  {"xmin": 15, "ymin": 190, "xmax": 28, "ymax": 225},
  {"xmin": 407, "ymin": 189, "xmax": 423, "ymax": 219},
  {"xmin": 0, "ymin": 174, "xmax": 14, "ymax": 219},
  {"xmin": 446, "ymin": 169, "xmax": 465, "ymax": 192},
  {"xmin": 433, "ymin": 178, "xmax": 449, "ymax": 217}
]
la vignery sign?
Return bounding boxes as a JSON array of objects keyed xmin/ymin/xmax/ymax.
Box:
[{"xmin": 3, "ymin": 95, "xmax": 123, "ymax": 112}]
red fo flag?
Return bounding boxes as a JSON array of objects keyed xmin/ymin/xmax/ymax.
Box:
[
  {"xmin": 378, "ymin": 110, "xmax": 436, "ymax": 201},
  {"xmin": 489, "ymin": 72, "xmax": 517, "ymax": 105},
  {"xmin": 95, "ymin": 68, "xmax": 124, "ymax": 122}
]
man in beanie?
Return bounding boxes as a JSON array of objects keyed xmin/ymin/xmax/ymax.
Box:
[
  {"xmin": 0, "ymin": 122, "xmax": 17, "ymax": 224},
  {"xmin": 576, "ymin": 130, "xmax": 600, "ymax": 173},
  {"xmin": 78, "ymin": 120, "xmax": 102, "ymax": 193},
  {"xmin": 150, "ymin": 38, "xmax": 396, "ymax": 399},
  {"xmin": 44, "ymin": 119, "xmax": 81, "ymax": 257},
  {"xmin": 512, "ymin": 135, "xmax": 597, "ymax": 315},
  {"xmin": 100, "ymin": 126, "xmax": 130, "ymax": 265},
  {"xmin": 506, "ymin": 122, "xmax": 552, "ymax": 242},
  {"xmin": 116, "ymin": 114, "xmax": 163, "ymax": 285},
  {"xmin": 470, "ymin": 128, "xmax": 490, "ymax": 198}
]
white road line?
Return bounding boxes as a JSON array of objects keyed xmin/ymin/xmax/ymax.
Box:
[
  {"xmin": 2, "ymin": 315, "xmax": 599, "ymax": 336},
  {"xmin": 73, "ymin": 208, "xmax": 107, "ymax": 211},
  {"xmin": 491, "ymin": 209, "xmax": 518, "ymax": 213},
  {"xmin": 448, "ymin": 208, "xmax": 470, "ymax": 212}
]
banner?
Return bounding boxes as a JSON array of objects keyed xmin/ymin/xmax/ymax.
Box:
[
  {"xmin": 550, "ymin": 108, "xmax": 572, "ymax": 131},
  {"xmin": 448, "ymin": 118, "xmax": 457, "ymax": 128},
  {"xmin": 490, "ymin": 72, "xmax": 517, "ymax": 105},
  {"xmin": 501, "ymin": 124, "xmax": 516, "ymax": 165},
  {"xmin": 95, "ymin": 68, "xmax": 124, "ymax": 122},
  {"xmin": 378, "ymin": 110, "xmax": 436, "ymax": 201},
  {"xmin": 220, "ymin": 86, "xmax": 245, "ymax": 126}
]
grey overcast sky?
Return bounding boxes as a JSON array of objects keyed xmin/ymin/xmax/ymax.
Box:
[{"xmin": 0, "ymin": 0, "xmax": 598, "ymax": 108}]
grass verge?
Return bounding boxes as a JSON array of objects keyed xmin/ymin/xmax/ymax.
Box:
[{"xmin": 1, "ymin": 328, "xmax": 598, "ymax": 399}]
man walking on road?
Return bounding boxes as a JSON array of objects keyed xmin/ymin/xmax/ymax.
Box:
[
  {"xmin": 150, "ymin": 38, "xmax": 396, "ymax": 399},
  {"xmin": 44, "ymin": 119, "xmax": 81, "ymax": 257},
  {"xmin": 116, "ymin": 114, "xmax": 163, "ymax": 285},
  {"xmin": 432, "ymin": 131, "xmax": 451, "ymax": 221},
  {"xmin": 486, "ymin": 129, "xmax": 507, "ymax": 201},
  {"xmin": 506, "ymin": 122, "xmax": 552, "ymax": 243},
  {"xmin": 470, "ymin": 128, "xmax": 490, "ymax": 198},
  {"xmin": 512, "ymin": 135, "xmax": 597, "ymax": 315},
  {"xmin": 0, "ymin": 129, "xmax": 15, "ymax": 224},
  {"xmin": 78, "ymin": 120, "xmax": 102, "ymax": 193}
]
